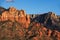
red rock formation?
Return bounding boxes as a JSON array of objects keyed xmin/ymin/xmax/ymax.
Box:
[
  {"xmin": 0, "ymin": 7, "xmax": 30, "ymax": 27},
  {"xmin": 33, "ymin": 37, "xmax": 38, "ymax": 40},
  {"xmin": 0, "ymin": 15, "xmax": 1, "ymax": 21},
  {"xmin": 8, "ymin": 7, "xmax": 17, "ymax": 22},
  {"xmin": 57, "ymin": 32, "xmax": 60, "ymax": 40},
  {"xmin": 26, "ymin": 15, "xmax": 30, "ymax": 24},
  {"xmin": 0, "ymin": 7, "xmax": 60, "ymax": 40},
  {"xmin": 39, "ymin": 31, "xmax": 42, "ymax": 38},
  {"xmin": 0, "ymin": 7, "xmax": 31, "ymax": 30},
  {"xmin": 18, "ymin": 10, "xmax": 30, "ymax": 28},
  {"xmin": 47, "ymin": 29, "xmax": 52, "ymax": 37},
  {"xmin": 15, "ymin": 10, "xmax": 19, "ymax": 21},
  {"xmin": 1, "ymin": 11, "xmax": 8, "ymax": 21},
  {"xmin": 42, "ymin": 27, "xmax": 47, "ymax": 32},
  {"xmin": 18, "ymin": 10, "xmax": 26, "ymax": 23}
]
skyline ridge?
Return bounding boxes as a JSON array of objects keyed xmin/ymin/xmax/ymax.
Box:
[{"xmin": 0, "ymin": 0, "xmax": 60, "ymax": 15}]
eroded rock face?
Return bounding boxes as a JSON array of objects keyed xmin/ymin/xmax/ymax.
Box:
[
  {"xmin": 1, "ymin": 11, "xmax": 9, "ymax": 21},
  {"xmin": 0, "ymin": 21, "xmax": 60, "ymax": 40},
  {"xmin": 0, "ymin": 7, "xmax": 60, "ymax": 40},
  {"xmin": 0, "ymin": 7, "xmax": 30, "ymax": 28},
  {"xmin": 9, "ymin": 7, "xmax": 17, "ymax": 15},
  {"xmin": 31, "ymin": 12, "xmax": 60, "ymax": 31},
  {"xmin": 18, "ymin": 10, "xmax": 26, "ymax": 23},
  {"xmin": 8, "ymin": 7, "xmax": 17, "ymax": 22}
]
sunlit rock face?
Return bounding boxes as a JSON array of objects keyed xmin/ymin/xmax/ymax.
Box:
[
  {"xmin": 0, "ymin": 7, "xmax": 60, "ymax": 40},
  {"xmin": 8, "ymin": 7, "xmax": 17, "ymax": 22},
  {"xmin": 0, "ymin": 7, "xmax": 30, "ymax": 28},
  {"xmin": 26, "ymin": 15, "xmax": 30, "ymax": 24},
  {"xmin": 9, "ymin": 7, "xmax": 17, "ymax": 15},
  {"xmin": 48, "ymin": 12, "xmax": 57, "ymax": 18},
  {"xmin": 14, "ymin": 10, "xmax": 19, "ymax": 21},
  {"xmin": 18, "ymin": 10, "xmax": 30, "ymax": 28},
  {"xmin": 18, "ymin": 10, "xmax": 26, "ymax": 17},
  {"xmin": 18, "ymin": 10, "xmax": 26, "ymax": 23},
  {"xmin": 1, "ymin": 11, "xmax": 9, "ymax": 21}
]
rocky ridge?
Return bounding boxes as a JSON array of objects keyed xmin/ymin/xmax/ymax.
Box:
[{"xmin": 0, "ymin": 7, "xmax": 60, "ymax": 40}]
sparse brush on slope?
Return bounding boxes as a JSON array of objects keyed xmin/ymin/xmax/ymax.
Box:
[{"xmin": 0, "ymin": 7, "xmax": 60, "ymax": 40}]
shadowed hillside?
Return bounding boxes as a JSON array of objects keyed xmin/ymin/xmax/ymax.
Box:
[
  {"xmin": 31, "ymin": 12, "xmax": 60, "ymax": 31},
  {"xmin": 0, "ymin": 7, "xmax": 60, "ymax": 40}
]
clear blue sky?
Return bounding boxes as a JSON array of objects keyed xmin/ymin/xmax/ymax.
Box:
[{"xmin": 0, "ymin": 0, "xmax": 60, "ymax": 15}]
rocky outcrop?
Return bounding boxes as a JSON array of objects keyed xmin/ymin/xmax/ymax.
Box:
[
  {"xmin": 0, "ymin": 7, "xmax": 30, "ymax": 28},
  {"xmin": 0, "ymin": 7, "xmax": 60, "ymax": 40},
  {"xmin": 0, "ymin": 21, "xmax": 60, "ymax": 40},
  {"xmin": 32, "ymin": 12, "xmax": 60, "ymax": 31}
]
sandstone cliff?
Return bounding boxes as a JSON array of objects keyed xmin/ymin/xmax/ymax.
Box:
[
  {"xmin": 0, "ymin": 7, "xmax": 60, "ymax": 40},
  {"xmin": 0, "ymin": 7, "xmax": 30, "ymax": 28}
]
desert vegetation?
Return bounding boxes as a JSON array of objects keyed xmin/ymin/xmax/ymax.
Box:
[{"xmin": 0, "ymin": 7, "xmax": 60, "ymax": 40}]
